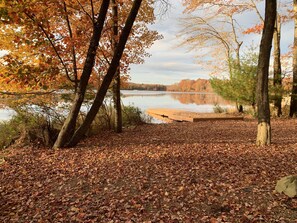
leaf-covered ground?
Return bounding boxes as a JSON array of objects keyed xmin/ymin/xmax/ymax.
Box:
[{"xmin": 1, "ymin": 119, "xmax": 297, "ymax": 222}]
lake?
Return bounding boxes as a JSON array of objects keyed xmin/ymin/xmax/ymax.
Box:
[
  {"xmin": 0, "ymin": 90, "xmax": 231, "ymax": 122},
  {"xmin": 121, "ymin": 90, "xmax": 230, "ymax": 112}
]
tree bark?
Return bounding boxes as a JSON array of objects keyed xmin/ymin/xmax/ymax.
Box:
[
  {"xmin": 112, "ymin": 0, "xmax": 123, "ymax": 133},
  {"xmin": 63, "ymin": 0, "xmax": 79, "ymax": 92},
  {"xmin": 67, "ymin": 0, "xmax": 143, "ymax": 147},
  {"xmin": 256, "ymin": 0, "xmax": 276, "ymax": 146},
  {"xmin": 113, "ymin": 69, "xmax": 122, "ymax": 133},
  {"xmin": 290, "ymin": 0, "xmax": 297, "ymax": 117},
  {"xmin": 53, "ymin": 0, "xmax": 110, "ymax": 149},
  {"xmin": 273, "ymin": 14, "xmax": 282, "ymax": 117}
]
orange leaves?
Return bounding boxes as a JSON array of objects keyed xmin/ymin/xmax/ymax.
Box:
[
  {"xmin": 1, "ymin": 0, "xmax": 160, "ymax": 95},
  {"xmin": 167, "ymin": 78, "xmax": 213, "ymax": 93},
  {"xmin": 243, "ymin": 23, "xmax": 264, "ymax": 34},
  {"xmin": 0, "ymin": 50, "xmax": 63, "ymax": 93},
  {"xmin": 1, "ymin": 119, "xmax": 297, "ymax": 221}
]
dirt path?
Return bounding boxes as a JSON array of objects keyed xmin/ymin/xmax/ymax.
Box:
[{"xmin": 1, "ymin": 119, "xmax": 297, "ymax": 222}]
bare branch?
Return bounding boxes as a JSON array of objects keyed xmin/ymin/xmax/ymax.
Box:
[
  {"xmin": 250, "ymin": 0, "xmax": 264, "ymax": 22},
  {"xmin": 155, "ymin": 0, "xmax": 171, "ymax": 18},
  {"xmin": 0, "ymin": 90, "xmax": 56, "ymax": 96},
  {"xmin": 90, "ymin": 0, "xmax": 95, "ymax": 21}
]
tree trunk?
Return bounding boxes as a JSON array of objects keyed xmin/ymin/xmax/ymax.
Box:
[
  {"xmin": 230, "ymin": 16, "xmax": 243, "ymax": 112},
  {"xmin": 67, "ymin": 0, "xmax": 143, "ymax": 147},
  {"xmin": 113, "ymin": 69, "xmax": 122, "ymax": 133},
  {"xmin": 63, "ymin": 0, "xmax": 79, "ymax": 92},
  {"xmin": 290, "ymin": 0, "xmax": 297, "ymax": 117},
  {"xmin": 112, "ymin": 0, "xmax": 122, "ymax": 133},
  {"xmin": 256, "ymin": 122, "xmax": 271, "ymax": 146},
  {"xmin": 256, "ymin": 0, "xmax": 276, "ymax": 146},
  {"xmin": 53, "ymin": 0, "xmax": 110, "ymax": 149},
  {"xmin": 273, "ymin": 14, "xmax": 282, "ymax": 117}
]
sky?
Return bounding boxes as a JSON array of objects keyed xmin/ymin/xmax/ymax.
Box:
[
  {"xmin": 129, "ymin": 1, "xmax": 206, "ymax": 85},
  {"xmin": 128, "ymin": 0, "xmax": 294, "ymax": 85}
]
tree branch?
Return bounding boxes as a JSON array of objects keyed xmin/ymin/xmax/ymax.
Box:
[
  {"xmin": 63, "ymin": 0, "xmax": 79, "ymax": 88},
  {"xmin": 76, "ymin": 0, "xmax": 93, "ymax": 22},
  {"xmin": 0, "ymin": 90, "xmax": 55, "ymax": 96},
  {"xmin": 23, "ymin": 11, "xmax": 76, "ymax": 83}
]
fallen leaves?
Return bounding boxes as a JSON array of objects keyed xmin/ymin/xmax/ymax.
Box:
[{"xmin": 1, "ymin": 119, "xmax": 297, "ymax": 222}]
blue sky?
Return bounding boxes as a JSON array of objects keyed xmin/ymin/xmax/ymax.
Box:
[{"xmin": 129, "ymin": 0, "xmax": 294, "ymax": 85}]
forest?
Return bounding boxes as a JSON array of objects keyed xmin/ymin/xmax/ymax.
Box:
[
  {"xmin": 1, "ymin": 0, "xmax": 297, "ymax": 222},
  {"xmin": 122, "ymin": 82, "xmax": 167, "ymax": 91},
  {"xmin": 122, "ymin": 78, "xmax": 212, "ymax": 92}
]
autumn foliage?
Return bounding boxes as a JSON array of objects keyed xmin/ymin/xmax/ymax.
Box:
[
  {"xmin": 0, "ymin": 0, "xmax": 160, "ymax": 93},
  {"xmin": 167, "ymin": 79, "xmax": 212, "ymax": 93}
]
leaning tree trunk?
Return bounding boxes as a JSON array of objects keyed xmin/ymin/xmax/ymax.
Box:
[
  {"xmin": 256, "ymin": 0, "xmax": 276, "ymax": 146},
  {"xmin": 67, "ymin": 0, "xmax": 143, "ymax": 147},
  {"xmin": 290, "ymin": 0, "xmax": 297, "ymax": 117},
  {"xmin": 273, "ymin": 14, "xmax": 282, "ymax": 117},
  {"xmin": 112, "ymin": 0, "xmax": 123, "ymax": 133},
  {"xmin": 53, "ymin": 0, "xmax": 110, "ymax": 149}
]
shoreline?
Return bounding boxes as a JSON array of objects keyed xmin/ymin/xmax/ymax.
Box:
[{"xmin": 146, "ymin": 108, "xmax": 244, "ymax": 123}]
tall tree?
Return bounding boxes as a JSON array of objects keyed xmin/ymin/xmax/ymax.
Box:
[
  {"xmin": 290, "ymin": 0, "xmax": 297, "ymax": 117},
  {"xmin": 2, "ymin": 0, "xmax": 161, "ymax": 148},
  {"xmin": 256, "ymin": 0, "xmax": 276, "ymax": 146},
  {"xmin": 53, "ymin": 0, "xmax": 111, "ymax": 149},
  {"xmin": 66, "ymin": 0, "xmax": 143, "ymax": 147},
  {"xmin": 273, "ymin": 13, "xmax": 282, "ymax": 117},
  {"xmin": 243, "ymin": 1, "xmax": 286, "ymax": 117},
  {"xmin": 111, "ymin": 0, "xmax": 122, "ymax": 133}
]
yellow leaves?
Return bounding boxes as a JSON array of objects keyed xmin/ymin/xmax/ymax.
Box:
[{"xmin": 0, "ymin": 1, "xmax": 5, "ymax": 8}]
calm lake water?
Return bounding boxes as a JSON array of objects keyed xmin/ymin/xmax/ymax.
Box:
[
  {"xmin": 0, "ymin": 90, "xmax": 231, "ymax": 122},
  {"xmin": 121, "ymin": 90, "xmax": 230, "ymax": 113}
]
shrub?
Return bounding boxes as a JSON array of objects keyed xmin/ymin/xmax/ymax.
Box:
[
  {"xmin": 0, "ymin": 118, "xmax": 20, "ymax": 149},
  {"xmin": 0, "ymin": 109, "xmax": 60, "ymax": 149},
  {"xmin": 89, "ymin": 104, "xmax": 151, "ymax": 135},
  {"xmin": 213, "ymin": 104, "xmax": 227, "ymax": 113},
  {"xmin": 122, "ymin": 105, "xmax": 150, "ymax": 126},
  {"xmin": 0, "ymin": 103, "xmax": 150, "ymax": 148}
]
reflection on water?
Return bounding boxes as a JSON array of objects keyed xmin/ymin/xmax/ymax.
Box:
[
  {"xmin": 121, "ymin": 90, "xmax": 232, "ymax": 113},
  {"xmin": 170, "ymin": 93, "xmax": 229, "ymax": 105},
  {"xmin": 0, "ymin": 90, "xmax": 233, "ymax": 121}
]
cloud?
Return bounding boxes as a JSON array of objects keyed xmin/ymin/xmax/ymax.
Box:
[
  {"xmin": 129, "ymin": 0, "xmax": 294, "ymax": 85},
  {"xmin": 130, "ymin": 1, "xmax": 208, "ymax": 85}
]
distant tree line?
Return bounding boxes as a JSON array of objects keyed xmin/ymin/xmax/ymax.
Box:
[
  {"xmin": 122, "ymin": 82, "xmax": 167, "ymax": 91},
  {"xmin": 167, "ymin": 79, "xmax": 212, "ymax": 92},
  {"xmin": 123, "ymin": 79, "xmax": 212, "ymax": 92}
]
